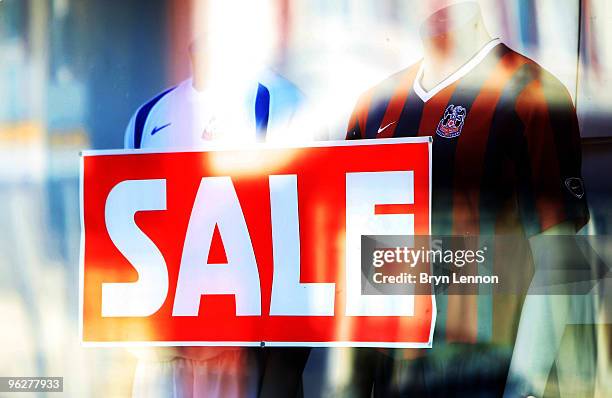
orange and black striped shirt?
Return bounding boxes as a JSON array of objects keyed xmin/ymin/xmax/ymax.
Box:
[{"xmin": 346, "ymin": 40, "xmax": 589, "ymax": 344}]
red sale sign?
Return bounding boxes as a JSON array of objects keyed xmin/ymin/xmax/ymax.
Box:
[{"xmin": 79, "ymin": 138, "xmax": 435, "ymax": 347}]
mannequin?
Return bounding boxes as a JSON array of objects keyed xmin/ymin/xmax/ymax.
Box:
[
  {"xmin": 345, "ymin": 2, "xmax": 590, "ymax": 397},
  {"xmin": 126, "ymin": 17, "xmax": 307, "ymax": 398},
  {"xmin": 419, "ymin": 2, "xmax": 492, "ymax": 91}
]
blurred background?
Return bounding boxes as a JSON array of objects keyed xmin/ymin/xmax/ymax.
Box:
[{"xmin": 1, "ymin": 0, "xmax": 611, "ymax": 396}]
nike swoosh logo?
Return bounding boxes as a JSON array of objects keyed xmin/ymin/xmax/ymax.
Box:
[
  {"xmin": 151, "ymin": 123, "xmax": 171, "ymax": 135},
  {"xmin": 377, "ymin": 121, "xmax": 396, "ymax": 135}
]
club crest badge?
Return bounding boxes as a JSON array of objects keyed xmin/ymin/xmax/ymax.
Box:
[{"xmin": 436, "ymin": 104, "xmax": 467, "ymax": 138}]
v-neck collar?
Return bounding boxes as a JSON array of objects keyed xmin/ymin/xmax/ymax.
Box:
[{"xmin": 413, "ymin": 38, "xmax": 501, "ymax": 102}]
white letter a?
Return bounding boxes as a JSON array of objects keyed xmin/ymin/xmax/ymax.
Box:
[{"xmin": 173, "ymin": 177, "xmax": 261, "ymax": 316}]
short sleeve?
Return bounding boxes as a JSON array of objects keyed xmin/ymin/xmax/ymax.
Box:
[
  {"xmin": 346, "ymin": 94, "xmax": 368, "ymax": 140},
  {"xmin": 514, "ymin": 74, "xmax": 589, "ymax": 235},
  {"xmin": 123, "ymin": 112, "xmax": 137, "ymax": 149}
]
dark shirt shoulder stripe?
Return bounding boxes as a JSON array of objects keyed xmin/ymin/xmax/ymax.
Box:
[
  {"xmin": 376, "ymin": 66, "xmax": 420, "ymax": 138},
  {"xmin": 134, "ymin": 86, "xmax": 177, "ymax": 149},
  {"xmin": 362, "ymin": 70, "xmax": 412, "ymax": 138},
  {"xmin": 255, "ymin": 83, "xmax": 270, "ymax": 141},
  {"xmin": 452, "ymin": 48, "xmax": 525, "ymax": 234},
  {"xmin": 346, "ymin": 89, "xmax": 375, "ymax": 140},
  {"xmin": 481, "ymin": 61, "xmax": 541, "ymax": 236}
]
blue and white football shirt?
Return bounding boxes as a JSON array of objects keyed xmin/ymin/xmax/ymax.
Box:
[{"xmin": 124, "ymin": 72, "xmax": 304, "ymax": 149}]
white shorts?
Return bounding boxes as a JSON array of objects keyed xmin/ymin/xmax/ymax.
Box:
[{"xmin": 132, "ymin": 349, "xmax": 260, "ymax": 398}]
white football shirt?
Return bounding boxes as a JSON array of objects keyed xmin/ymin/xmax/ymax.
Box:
[{"xmin": 124, "ymin": 73, "xmax": 304, "ymax": 398}]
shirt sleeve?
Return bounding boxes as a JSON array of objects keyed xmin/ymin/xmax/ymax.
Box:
[
  {"xmin": 514, "ymin": 73, "xmax": 589, "ymax": 236},
  {"xmin": 123, "ymin": 112, "xmax": 137, "ymax": 149},
  {"xmin": 346, "ymin": 92, "xmax": 370, "ymax": 140}
]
